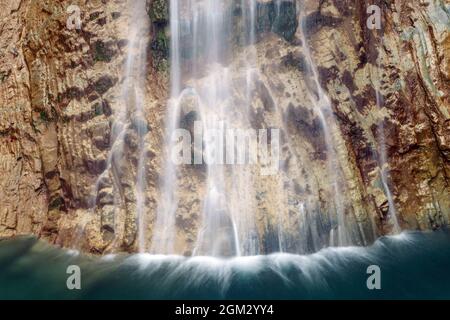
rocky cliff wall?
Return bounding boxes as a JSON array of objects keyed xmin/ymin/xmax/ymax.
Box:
[{"xmin": 0, "ymin": 0, "xmax": 448, "ymax": 254}]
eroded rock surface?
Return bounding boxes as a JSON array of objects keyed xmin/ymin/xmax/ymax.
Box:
[{"xmin": 0, "ymin": 0, "xmax": 448, "ymax": 254}]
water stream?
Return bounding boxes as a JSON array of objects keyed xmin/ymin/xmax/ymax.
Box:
[
  {"xmin": 2, "ymin": 0, "xmax": 450, "ymax": 302},
  {"xmin": 373, "ymin": 37, "xmax": 401, "ymax": 234},
  {"xmin": 91, "ymin": 0, "xmax": 393, "ymax": 256},
  {"xmin": 153, "ymin": 0, "xmax": 263, "ymax": 256},
  {"xmin": 297, "ymin": 5, "xmax": 352, "ymax": 247},
  {"xmin": 87, "ymin": 0, "xmax": 151, "ymax": 251}
]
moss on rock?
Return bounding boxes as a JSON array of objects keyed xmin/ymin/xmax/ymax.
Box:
[{"xmin": 148, "ymin": 0, "xmax": 169, "ymax": 24}]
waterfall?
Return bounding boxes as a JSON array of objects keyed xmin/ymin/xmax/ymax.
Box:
[
  {"xmin": 118, "ymin": 1, "xmax": 151, "ymax": 252},
  {"xmin": 149, "ymin": 0, "xmax": 181, "ymax": 255},
  {"xmin": 189, "ymin": 1, "xmax": 241, "ymax": 257},
  {"xmin": 297, "ymin": 5, "xmax": 353, "ymax": 247},
  {"xmin": 151, "ymin": 0, "xmax": 364, "ymax": 256},
  {"xmin": 86, "ymin": 0, "xmax": 150, "ymax": 251},
  {"xmin": 374, "ymin": 38, "xmax": 401, "ymax": 234},
  {"xmin": 85, "ymin": 0, "xmax": 388, "ymax": 256},
  {"xmin": 152, "ymin": 0, "xmax": 266, "ymax": 256},
  {"xmin": 376, "ymin": 100, "xmax": 401, "ymax": 234}
]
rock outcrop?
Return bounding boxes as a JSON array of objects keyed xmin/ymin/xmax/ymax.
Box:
[{"xmin": 0, "ymin": 0, "xmax": 448, "ymax": 254}]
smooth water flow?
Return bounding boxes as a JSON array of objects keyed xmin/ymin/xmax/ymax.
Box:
[
  {"xmin": 86, "ymin": 1, "xmax": 150, "ymax": 251},
  {"xmin": 86, "ymin": 0, "xmax": 399, "ymax": 256},
  {"xmin": 150, "ymin": 0, "xmax": 182, "ymax": 255},
  {"xmin": 3, "ymin": 231, "xmax": 450, "ymax": 299},
  {"xmin": 297, "ymin": 6, "xmax": 353, "ymax": 247},
  {"xmin": 374, "ymin": 39, "xmax": 400, "ymax": 234},
  {"xmin": 152, "ymin": 0, "xmax": 363, "ymax": 255},
  {"xmin": 153, "ymin": 0, "xmax": 263, "ymax": 256}
]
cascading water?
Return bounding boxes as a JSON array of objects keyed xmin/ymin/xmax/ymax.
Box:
[
  {"xmin": 86, "ymin": 0, "xmax": 150, "ymax": 251},
  {"xmin": 152, "ymin": 0, "xmax": 268, "ymax": 257},
  {"xmin": 373, "ymin": 38, "xmax": 401, "ymax": 234},
  {"xmin": 297, "ymin": 5, "xmax": 353, "ymax": 247},
  {"xmin": 3, "ymin": 0, "xmax": 449, "ymax": 303},
  {"xmin": 85, "ymin": 0, "xmax": 390, "ymax": 256},
  {"xmin": 376, "ymin": 95, "xmax": 401, "ymax": 234},
  {"xmin": 151, "ymin": 0, "xmax": 365, "ymax": 256},
  {"xmin": 149, "ymin": 0, "xmax": 181, "ymax": 255},
  {"xmin": 188, "ymin": 2, "xmax": 242, "ymax": 257}
]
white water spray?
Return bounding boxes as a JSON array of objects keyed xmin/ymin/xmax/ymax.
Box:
[{"xmin": 297, "ymin": 5, "xmax": 351, "ymax": 246}]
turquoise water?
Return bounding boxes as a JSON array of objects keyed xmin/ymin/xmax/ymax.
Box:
[{"xmin": 0, "ymin": 231, "xmax": 449, "ymax": 299}]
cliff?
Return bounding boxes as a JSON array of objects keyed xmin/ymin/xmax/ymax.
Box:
[{"xmin": 0, "ymin": 0, "xmax": 448, "ymax": 255}]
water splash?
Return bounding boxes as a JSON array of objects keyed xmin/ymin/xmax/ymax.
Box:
[{"xmin": 5, "ymin": 231, "xmax": 450, "ymax": 299}]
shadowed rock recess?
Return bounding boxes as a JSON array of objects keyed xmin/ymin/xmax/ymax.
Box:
[{"xmin": 0, "ymin": 0, "xmax": 448, "ymax": 255}]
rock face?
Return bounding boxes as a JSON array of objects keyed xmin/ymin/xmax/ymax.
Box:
[
  {"xmin": 0, "ymin": 0, "xmax": 169, "ymax": 253},
  {"xmin": 0, "ymin": 0, "xmax": 448, "ymax": 254}
]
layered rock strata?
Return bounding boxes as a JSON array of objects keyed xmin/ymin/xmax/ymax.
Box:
[{"xmin": 0, "ymin": 0, "xmax": 448, "ymax": 254}]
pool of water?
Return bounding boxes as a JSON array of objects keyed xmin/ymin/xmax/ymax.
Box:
[{"xmin": 0, "ymin": 231, "xmax": 449, "ymax": 299}]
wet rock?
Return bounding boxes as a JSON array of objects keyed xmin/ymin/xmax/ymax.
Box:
[
  {"xmin": 147, "ymin": 0, "xmax": 169, "ymax": 23},
  {"xmin": 0, "ymin": 0, "xmax": 448, "ymax": 255},
  {"xmin": 269, "ymin": 0, "xmax": 298, "ymax": 41},
  {"xmin": 91, "ymin": 121, "xmax": 111, "ymax": 150},
  {"xmin": 93, "ymin": 76, "xmax": 117, "ymax": 95},
  {"xmin": 281, "ymin": 51, "xmax": 308, "ymax": 73},
  {"xmin": 92, "ymin": 40, "xmax": 116, "ymax": 63},
  {"xmin": 131, "ymin": 116, "xmax": 150, "ymax": 135}
]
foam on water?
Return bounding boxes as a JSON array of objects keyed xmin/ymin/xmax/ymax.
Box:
[{"xmin": 1, "ymin": 231, "xmax": 449, "ymax": 299}]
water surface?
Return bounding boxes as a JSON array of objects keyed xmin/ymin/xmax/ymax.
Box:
[{"xmin": 0, "ymin": 231, "xmax": 449, "ymax": 299}]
